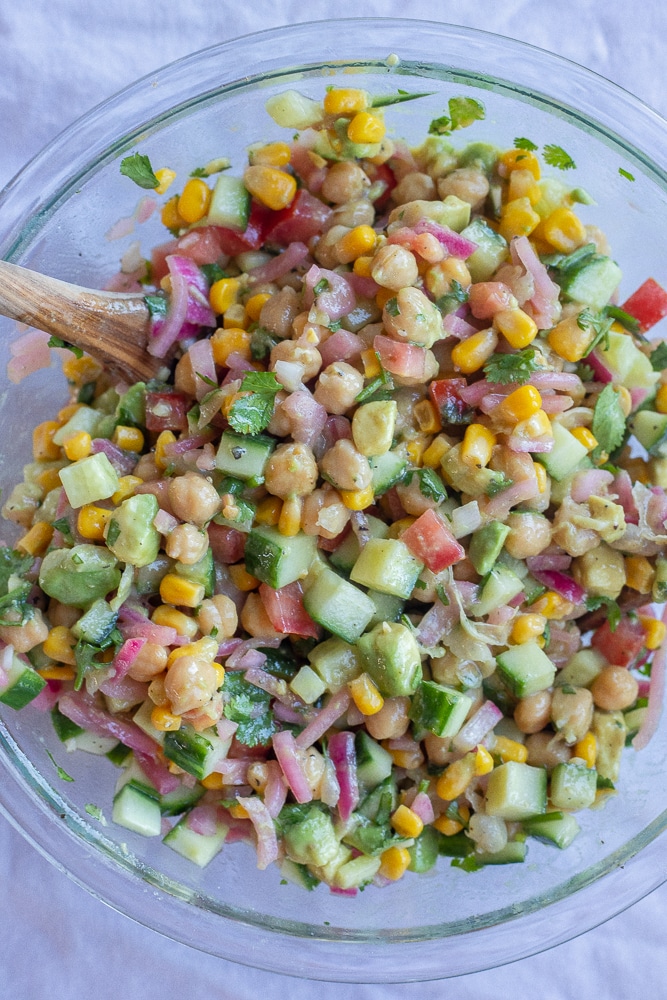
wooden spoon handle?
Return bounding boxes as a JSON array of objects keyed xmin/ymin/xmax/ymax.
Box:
[{"xmin": 0, "ymin": 259, "xmax": 163, "ymax": 382}]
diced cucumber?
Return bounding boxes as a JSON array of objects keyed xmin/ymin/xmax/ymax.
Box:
[
  {"xmin": 496, "ymin": 642, "xmax": 556, "ymax": 698},
  {"xmin": 163, "ymin": 813, "xmax": 229, "ymax": 867},
  {"xmin": 438, "ymin": 831, "xmax": 475, "ymax": 858},
  {"xmin": 410, "ymin": 680, "xmax": 473, "ymax": 739},
  {"xmin": 559, "ymin": 254, "xmax": 622, "ymax": 310},
  {"xmin": 71, "ymin": 598, "xmax": 118, "ymax": 645},
  {"xmin": 112, "ymin": 783, "xmax": 162, "ymax": 837},
  {"xmin": 307, "ymin": 637, "xmax": 362, "ymax": 692},
  {"xmin": 598, "ymin": 330, "xmax": 659, "ymax": 391},
  {"xmin": 550, "ymin": 760, "xmax": 597, "ymax": 811},
  {"xmin": 474, "ymin": 841, "xmax": 527, "ymax": 865},
  {"xmin": 39, "ymin": 544, "xmax": 121, "ymax": 609},
  {"xmin": 523, "ymin": 810, "xmax": 581, "ymax": 849},
  {"xmin": 65, "ymin": 731, "xmax": 119, "ymax": 755},
  {"xmin": 329, "ymin": 515, "xmax": 389, "ymax": 573},
  {"xmin": 555, "ymin": 648, "xmax": 605, "ymax": 688},
  {"xmin": 357, "ymin": 775, "xmax": 398, "ymax": 823},
  {"xmin": 289, "ymin": 664, "xmax": 327, "ymax": 704},
  {"xmin": 215, "ymin": 431, "xmax": 275, "ymax": 483},
  {"xmin": 357, "ymin": 621, "xmax": 422, "ymax": 698},
  {"xmin": 244, "ymin": 525, "xmax": 317, "ymax": 589},
  {"xmin": 51, "ymin": 704, "xmax": 84, "ymax": 742},
  {"xmin": 485, "ymin": 761, "xmax": 547, "ymax": 821},
  {"xmin": 163, "ymin": 725, "xmax": 232, "ymax": 781},
  {"xmin": 471, "ymin": 564, "xmax": 523, "ymax": 617},
  {"xmin": 630, "ymin": 409, "xmax": 667, "ymax": 456},
  {"xmin": 459, "ymin": 218, "xmax": 508, "ymax": 282},
  {"xmin": 159, "ymin": 782, "xmax": 206, "ymax": 817},
  {"xmin": 302, "ymin": 566, "xmax": 375, "ymax": 643},
  {"xmin": 350, "ymin": 537, "xmax": 423, "ymax": 599},
  {"xmin": 535, "ymin": 421, "xmax": 589, "ymax": 482},
  {"xmin": 133, "ymin": 698, "xmax": 165, "ymax": 746},
  {"xmin": 624, "ymin": 705, "xmax": 648, "ymax": 742},
  {"xmin": 366, "ymin": 589, "xmax": 405, "ymax": 627},
  {"xmin": 369, "ymin": 450, "xmax": 407, "ymax": 495},
  {"xmin": 333, "ymin": 854, "xmax": 382, "ymax": 889},
  {"xmin": 173, "ymin": 548, "xmax": 215, "ymax": 599},
  {"xmin": 355, "ymin": 731, "xmax": 393, "ymax": 791},
  {"xmin": 206, "ymin": 174, "xmax": 251, "ymax": 230},
  {"xmin": 265, "ymin": 89, "xmax": 323, "ymax": 130},
  {"xmin": 58, "ymin": 452, "xmax": 120, "ymax": 508},
  {"xmin": 0, "ymin": 651, "xmax": 46, "ymax": 709},
  {"xmin": 52, "ymin": 406, "xmax": 103, "ymax": 445},
  {"xmin": 106, "ymin": 493, "xmax": 161, "ymax": 568},
  {"xmin": 114, "ymin": 757, "xmax": 159, "ymax": 800}
]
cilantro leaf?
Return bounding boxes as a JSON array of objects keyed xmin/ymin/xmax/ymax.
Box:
[
  {"xmin": 619, "ymin": 167, "xmax": 635, "ymax": 182},
  {"xmin": 74, "ymin": 630, "xmax": 122, "ymax": 691},
  {"xmin": 543, "ymin": 145, "xmax": 576, "ymax": 171},
  {"xmin": 0, "ymin": 583, "xmax": 33, "ymax": 627},
  {"xmin": 577, "ymin": 308, "xmax": 614, "ymax": 356},
  {"xmin": 650, "ymin": 342, "xmax": 667, "ymax": 372},
  {"xmin": 85, "ymin": 803, "xmax": 106, "ymax": 823},
  {"xmin": 514, "ymin": 137, "xmax": 538, "ymax": 151},
  {"xmin": 222, "ymin": 672, "xmax": 276, "ymax": 747},
  {"xmin": 428, "ymin": 115, "xmax": 452, "ymax": 136},
  {"xmin": 0, "ymin": 549, "xmax": 33, "ymax": 596},
  {"xmin": 227, "ymin": 371, "xmax": 281, "ymax": 436},
  {"xmin": 355, "ymin": 354, "xmax": 394, "ymax": 403},
  {"xmin": 591, "ymin": 384, "xmax": 627, "ymax": 456},
  {"xmin": 46, "ymin": 750, "xmax": 74, "ymax": 783},
  {"xmin": 200, "ymin": 263, "xmax": 229, "ymax": 285},
  {"xmin": 585, "ymin": 595, "xmax": 621, "ymax": 632},
  {"xmin": 119, "ymin": 152, "xmax": 159, "ymax": 189},
  {"xmin": 603, "ymin": 305, "xmax": 641, "ymax": 336},
  {"xmin": 250, "ymin": 327, "xmax": 280, "ymax": 361},
  {"xmin": 407, "ymin": 468, "xmax": 447, "ymax": 504},
  {"xmin": 429, "ymin": 97, "xmax": 485, "ymax": 136},
  {"xmin": 47, "ymin": 336, "xmax": 83, "ymax": 359},
  {"xmin": 575, "ymin": 362, "xmax": 595, "ymax": 382},
  {"xmin": 371, "ymin": 90, "xmax": 434, "ymax": 107},
  {"xmin": 144, "ymin": 294, "xmax": 168, "ymax": 319},
  {"xmin": 486, "ymin": 473, "xmax": 514, "ymax": 497},
  {"xmin": 384, "ymin": 297, "xmax": 400, "ymax": 317},
  {"xmin": 196, "ymin": 371, "xmax": 218, "ymax": 388},
  {"xmin": 435, "ymin": 279, "xmax": 469, "ymax": 315},
  {"xmin": 189, "ymin": 167, "xmax": 207, "ymax": 178},
  {"xmin": 313, "ymin": 278, "xmax": 331, "ymax": 295},
  {"xmin": 483, "ymin": 348, "xmax": 541, "ymax": 385}
]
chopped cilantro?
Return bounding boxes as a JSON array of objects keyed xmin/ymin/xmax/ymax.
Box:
[
  {"xmin": 0, "ymin": 583, "xmax": 33, "ymax": 627},
  {"xmin": 355, "ymin": 355, "xmax": 394, "ymax": 403},
  {"xmin": 429, "ymin": 96, "xmax": 485, "ymax": 135},
  {"xmin": 591, "ymin": 384, "xmax": 627, "ymax": 457},
  {"xmin": 250, "ymin": 327, "xmax": 280, "ymax": 361},
  {"xmin": 119, "ymin": 152, "xmax": 159, "ymax": 189},
  {"xmin": 370, "ymin": 90, "xmax": 434, "ymax": 107},
  {"xmin": 313, "ymin": 278, "xmax": 331, "ymax": 296},
  {"xmin": 483, "ymin": 348, "xmax": 541, "ymax": 385},
  {"xmin": 451, "ymin": 855, "xmax": 483, "ymax": 872},
  {"xmin": 47, "ymin": 336, "xmax": 83, "ymax": 359},
  {"xmin": 650, "ymin": 342, "xmax": 667, "ymax": 372},
  {"xmin": 407, "ymin": 467, "xmax": 447, "ymax": 504},
  {"xmin": 385, "ymin": 297, "xmax": 400, "ymax": 317},
  {"xmin": 200, "ymin": 263, "xmax": 229, "ymax": 285},
  {"xmin": 85, "ymin": 803, "xmax": 106, "ymax": 823},
  {"xmin": 106, "ymin": 521, "xmax": 121, "ymax": 548},
  {"xmin": 486, "ymin": 473, "xmax": 513, "ymax": 497},
  {"xmin": 435, "ymin": 279, "xmax": 469, "ymax": 315},
  {"xmin": 0, "ymin": 549, "xmax": 33, "ymax": 596},
  {"xmin": 189, "ymin": 167, "xmax": 207, "ymax": 178},
  {"xmin": 577, "ymin": 308, "xmax": 614, "ymax": 356},
  {"xmin": 575, "ymin": 362, "xmax": 595, "ymax": 382},
  {"xmin": 74, "ymin": 630, "xmax": 122, "ymax": 691},
  {"xmin": 144, "ymin": 294, "xmax": 168, "ymax": 318},
  {"xmin": 51, "ymin": 517, "xmax": 74, "ymax": 544},
  {"xmin": 46, "ymin": 750, "xmax": 74, "ymax": 783},
  {"xmin": 222, "ymin": 672, "xmax": 276, "ymax": 747},
  {"xmin": 514, "ymin": 137, "xmax": 538, "ymax": 151},
  {"xmin": 604, "ymin": 305, "xmax": 641, "ymax": 336},
  {"xmin": 435, "ymin": 584, "xmax": 450, "ymax": 606},
  {"xmin": 543, "ymin": 621, "xmax": 551, "ymax": 648},
  {"xmin": 77, "ymin": 382, "xmax": 96, "ymax": 405},
  {"xmin": 543, "ymin": 145, "xmax": 576, "ymax": 171},
  {"xmin": 228, "ymin": 370, "xmax": 281, "ymax": 436},
  {"xmin": 619, "ymin": 167, "xmax": 635, "ymax": 181},
  {"xmin": 196, "ymin": 371, "xmax": 218, "ymax": 388},
  {"xmin": 585, "ymin": 595, "xmax": 621, "ymax": 632}
]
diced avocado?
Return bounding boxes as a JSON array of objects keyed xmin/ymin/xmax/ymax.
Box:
[
  {"xmin": 535, "ymin": 421, "xmax": 589, "ymax": 482},
  {"xmin": 308, "ymin": 637, "xmax": 362, "ymax": 692},
  {"xmin": 244, "ymin": 525, "xmax": 317, "ymax": 589},
  {"xmin": 355, "ymin": 731, "xmax": 393, "ymax": 791},
  {"xmin": 357, "ymin": 621, "xmax": 422, "ymax": 697},
  {"xmin": 0, "ymin": 651, "xmax": 46, "ymax": 709},
  {"xmin": 207, "ymin": 173, "xmax": 251, "ymax": 230},
  {"xmin": 135, "ymin": 555, "xmax": 172, "ymax": 595},
  {"xmin": 630, "ymin": 409, "xmax": 667, "ymax": 456},
  {"xmin": 441, "ymin": 444, "xmax": 508, "ymax": 495},
  {"xmin": 106, "ymin": 493, "xmax": 161, "ymax": 568},
  {"xmin": 559, "ymin": 254, "xmax": 622, "ymax": 310},
  {"xmin": 350, "ymin": 537, "xmax": 423, "ymax": 599},
  {"xmin": 280, "ymin": 804, "xmax": 340, "ymax": 867},
  {"xmin": 459, "ymin": 218, "xmax": 508, "ymax": 281},
  {"xmin": 523, "ymin": 810, "xmax": 581, "ymax": 849},
  {"xmin": 115, "ymin": 382, "xmax": 146, "ymax": 428},
  {"xmin": 471, "ymin": 564, "xmax": 524, "ymax": 617},
  {"xmin": 313, "ymin": 119, "xmax": 382, "ymax": 162},
  {"xmin": 624, "ymin": 705, "xmax": 647, "ymax": 742},
  {"xmin": 215, "ymin": 431, "xmax": 275, "ymax": 482},
  {"xmin": 333, "ymin": 854, "xmax": 382, "ymax": 889},
  {"xmin": 496, "ymin": 642, "xmax": 556, "ymax": 698},
  {"xmin": 58, "ymin": 452, "xmax": 120, "ymax": 509},
  {"xmin": 550, "ymin": 760, "xmax": 597, "ymax": 811},
  {"xmin": 591, "ymin": 710, "xmax": 627, "ymax": 782},
  {"xmin": 457, "ymin": 142, "xmax": 500, "ymax": 174},
  {"xmin": 39, "ymin": 544, "xmax": 121, "ymax": 609},
  {"xmin": 302, "ymin": 566, "xmax": 376, "ymax": 643},
  {"xmin": 410, "ymin": 680, "xmax": 472, "ymax": 738},
  {"xmin": 485, "ymin": 761, "xmax": 547, "ymax": 821},
  {"xmin": 352, "ymin": 400, "xmax": 397, "ymax": 457},
  {"xmin": 52, "ymin": 405, "xmax": 103, "ymax": 445},
  {"xmin": 329, "ymin": 515, "xmax": 389, "ymax": 573},
  {"xmin": 468, "ymin": 521, "xmax": 511, "ymax": 576},
  {"xmin": 278, "ymin": 859, "xmax": 320, "ymax": 891},
  {"xmin": 163, "ymin": 813, "xmax": 229, "ymax": 867}
]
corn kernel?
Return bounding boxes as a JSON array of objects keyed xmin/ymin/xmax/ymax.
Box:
[
  {"xmin": 323, "ymin": 87, "xmax": 369, "ymax": 116},
  {"xmin": 499, "ymin": 148, "xmax": 541, "ymax": 180},
  {"xmin": 245, "ymin": 292, "xmax": 272, "ymax": 322},
  {"xmin": 460, "ymin": 423, "xmax": 496, "ymax": 469},
  {"xmin": 391, "ymin": 804, "xmax": 424, "ymax": 839},
  {"xmin": 16, "ymin": 521, "xmax": 53, "ymax": 557},
  {"xmin": 255, "ymin": 496, "xmax": 282, "ymax": 526},
  {"xmin": 177, "ymin": 178, "xmax": 212, "ymax": 224},
  {"xmin": 166, "ymin": 636, "xmax": 219, "ymax": 666},
  {"xmin": 244, "ymin": 165, "xmax": 297, "ymax": 211},
  {"xmin": 210, "ymin": 327, "xmax": 252, "ymax": 366},
  {"xmin": 353, "ymin": 255, "xmax": 374, "ymax": 277},
  {"xmin": 161, "ymin": 196, "xmax": 186, "ymax": 231},
  {"xmin": 496, "ymin": 385, "xmax": 542, "ymax": 424},
  {"xmin": 573, "ymin": 732, "xmax": 597, "ymax": 768},
  {"xmin": 111, "ymin": 475, "xmax": 144, "ymax": 505},
  {"xmin": 639, "ymin": 614, "xmax": 667, "ymax": 650},
  {"xmin": 533, "ymin": 460, "xmax": 548, "ymax": 493},
  {"xmin": 529, "ymin": 589, "xmax": 573, "ymax": 620},
  {"xmin": 493, "ymin": 736, "xmax": 528, "ymax": 764},
  {"xmin": 43, "ymin": 626, "xmax": 77, "ymax": 665},
  {"xmin": 38, "ymin": 467, "xmax": 64, "ymax": 493},
  {"xmin": 378, "ymin": 845, "xmax": 411, "ymax": 881},
  {"xmin": 151, "ymin": 605, "xmax": 199, "ymax": 638},
  {"xmin": 508, "ymin": 168, "xmax": 541, "ymax": 206},
  {"xmin": 159, "ymin": 574, "xmax": 205, "ymax": 608},
  {"xmin": 655, "ymin": 384, "xmax": 667, "ymax": 415},
  {"xmin": 209, "ymin": 277, "xmax": 240, "ymax": 315},
  {"xmin": 223, "ymin": 304, "xmax": 248, "ymax": 330},
  {"xmin": 515, "ymin": 408, "xmax": 552, "ymax": 440},
  {"xmin": 336, "ymin": 225, "xmax": 377, "ymax": 264},
  {"xmin": 63, "ymin": 430, "xmax": 92, "ymax": 462},
  {"xmin": 154, "ymin": 167, "xmax": 177, "ymax": 195},
  {"xmin": 422, "ymin": 434, "xmax": 452, "ymax": 469},
  {"xmin": 151, "ymin": 705, "xmax": 182, "ymax": 732},
  {"xmin": 201, "ymin": 772, "xmax": 225, "ymax": 790},
  {"xmin": 58, "ymin": 403, "xmax": 81, "ymax": 423},
  {"xmin": 375, "ymin": 287, "xmax": 395, "ymax": 310},
  {"xmin": 77, "ymin": 504, "xmax": 113, "ymax": 541},
  {"xmin": 37, "ymin": 665, "xmax": 76, "ymax": 681},
  {"xmin": 413, "ymin": 399, "xmax": 442, "ymax": 434},
  {"xmin": 278, "ymin": 495, "xmax": 303, "ymax": 536},
  {"xmin": 498, "ymin": 197, "xmax": 541, "ymax": 241},
  {"xmin": 228, "ymin": 563, "xmax": 260, "ymax": 592},
  {"xmin": 361, "ymin": 348, "xmax": 382, "ymax": 378},
  {"xmin": 475, "ymin": 746, "xmax": 495, "ymax": 776},
  {"xmin": 228, "ymin": 801, "xmax": 249, "ymax": 820},
  {"xmin": 348, "ymin": 673, "xmax": 384, "ymax": 716},
  {"xmin": 405, "ymin": 435, "xmax": 429, "ymax": 467},
  {"xmin": 547, "ymin": 315, "xmax": 594, "ymax": 363},
  {"xmin": 511, "ymin": 612, "xmax": 547, "ymax": 644},
  {"xmin": 433, "ymin": 815, "xmax": 463, "ymax": 836},
  {"xmin": 425, "ymin": 258, "xmax": 472, "ymax": 298},
  {"xmin": 340, "ymin": 485, "xmax": 375, "ymax": 511},
  {"xmin": 451, "ymin": 328, "xmax": 498, "ymax": 375},
  {"xmin": 62, "ymin": 354, "xmax": 103, "ymax": 384},
  {"xmin": 436, "ymin": 754, "xmax": 476, "ymax": 801},
  {"xmin": 541, "ymin": 207, "xmax": 587, "ymax": 254},
  {"xmin": 570, "ymin": 426, "xmax": 598, "ymax": 451},
  {"xmin": 494, "ymin": 308, "xmax": 538, "ymax": 349},
  {"xmin": 347, "ymin": 111, "xmax": 385, "ymax": 144},
  {"xmin": 249, "ymin": 141, "xmax": 292, "ymax": 167},
  {"xmin": 32, "ymin": 421, "xmax": 62, "ymax": 461},
  {"xmin": 113, "ymin": 425, "xmax": 145, "ymax": 452}
]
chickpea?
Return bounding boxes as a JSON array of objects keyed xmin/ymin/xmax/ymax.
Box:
[
  {"xmin": 132, "ymin": 453, "xmax": 160, "ymax": 482},
  {"xmin": 391, "ymin": 172, "xmax": 436, "ymax": 205},
  {"xmin": 437, "ymin": 167, "xmax": 490, "ymax": 212},
  {"xmin": 329, "ymin": 199, "xmax": 375, "ymax": 230},
  {"xmin": 240, "ymin": 592, "xmax": 281, "ymax": 638},
  {"xmin": 128, "ymin": 642, "xmax": 169, "ymax": 682},
  {"xmin": 165, "ymin": 654, "xmax": 219, "ymax": 716},
  {"xmin": 174, "ymin": 351, "xmax": 198, "ymax": 397},
  {"xmin": 196, "ymin": 594, "xmax": 238, "ymax": 639},
  {"xmin": 365, "ymin": 696, "xmax": 411, "ymax": 740},
  {"xmin": 396, "ymin": 473, "xmax": 439, "ymax": 517},
  {"xmin": 301, "ymin": 487, "xmax": 351, "ymax": 539},
  {"xmin": 168, "ymin": 471, "xmax": 222, "ymax": 528},
  {"xmin": 313, "ymin": 362, "xmax": 365, "ymax": 414},
  {"xmin": 266, "ymin": 391, "xmax": 292, "ymax": 437},
  {"xmin": 371, "ymin": 244, "xmax": 419, "ymax": 291},
  {"xmin": 382, "ymin": 286, "xmax": 443, "ymax": 349},
  {"xmin": 270, "ymin": 339, "xmax": 322, "ymax": 381},
  {"xmin": 423, "ymin": 733, "xmax": 456, "ymax": 766},
  {"xmin": 504, "ymin": 513, "xmax": 552, "ymax": 560},
  {"xmin": 247, "ymin": 761, "xmax": 270, "ymax": 792},
  {"xmin": 514, "ymin": 690, "xmax": 553, "ymax": 734},
  {"xmin": 525, "ymin": 730, "xmax": 572, "ymax": 770},
  {"xmin": 148, "ymin": 673, "xmax": 169, "ymax": 707},
  {"xmin": 590, "ymin": 666, "xmax": 639, "ymax": 711},
  {"xmin": 264, "ymin": 442, "xmax": 319, "ymax": 499},
  {"xmin": 48, "ymin": 600, "xmax": 80, "ymax": 629},
  {"xmin": 165, "ymin": 523, "xmax": 209, "ymax": 565},
  {"xmin": 319, "ymin": 438, "xmax": 372, "ymax": 492},
  {"xmin": 313, "ymin": 225, "xmax": 351, "ymax": 269},
  {"xmin": 550, "ymin": 686, "xmax": 594, "ymax": 743},
  {"xmin": 258, "ymin": 286, "xmax": 299, "ymax": 338},
  {"xmin": 0, "ymin": 609, "xmax": 48, "ymax": 653},
  {"xmin": 321, "ymin": 161, "xmax": 371, "ymax": 204}
]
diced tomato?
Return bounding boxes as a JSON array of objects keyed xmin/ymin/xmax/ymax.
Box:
[
  {"xmin": 151, "ymin": 226, "xmax": 226, "ymax": 282},
  {"xmin": 401, "ymin": 509, "xmax": 465, "ymax": 573},
  {"xmin": 207, "ymin": 524, "xmax": 246, "ymax": 565},
  {"xmin": 620, "ymin": 278, "xmax": 667, "ymax": 332},
  {"xmin": 468, "ymin": 282, "xmax": 515, "ymax": 320},
  {"xmin": 429, "ymin": 378, "xmax": 472, "ymax": 425},
  {"xmin": 144, "ymin": 392, "xmax": 189, "ymax": 432},
  {"xmin": 212, "ymin": 201, "xmax": 275, "ymax": 255},
  {"xmin": 591, "ymin": 616, "xmax": 646, "ymax": 667},
  {"xmin": 264, "ymin": 189, "xmax": 333, "ymax": 246},
  {"xmin": 259, "ymin": 582, "xmax": 321, "ymax": 639},
  {"xmin": 373, "ymin": 335, "xmax": 427, "ymax": 379},
  {"xmin": 364, "ymin": 162, "xmax": 397, "ymax": 210}
]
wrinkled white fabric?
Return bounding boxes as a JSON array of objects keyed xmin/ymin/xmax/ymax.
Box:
[{"xmin": 2, "ymin": 2, "xmax": 667, "ymax": 997}]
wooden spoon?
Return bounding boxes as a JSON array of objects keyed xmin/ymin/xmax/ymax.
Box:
[{"xmin": 0, "ymin": 259, "xmax": 165, "ymax": 383}]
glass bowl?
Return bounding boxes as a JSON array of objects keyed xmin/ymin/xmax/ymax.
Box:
[{"xmin": 2, "ymin": 17, "xmax": 667, "ymax": 984}]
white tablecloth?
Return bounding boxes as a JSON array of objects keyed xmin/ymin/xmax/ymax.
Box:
[{"xmin": 2, "ymin": 2, "xmax": 667, "ymax": 996}]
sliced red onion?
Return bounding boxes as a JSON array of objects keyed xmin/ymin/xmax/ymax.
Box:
[
  {"xmin": 484, "ymin": 473, "xmax": 540, "ymax": 518},
  {"xmin": 163, "ymin": 430, "xmax": 216, "ymax": 456},
  {"xmin": 526, "ymin": 553, "xmax": 572, "ymax": 573},
  {"xmin": 442, "ymin": 313, "xmax": 477, "ymax": 339},
  {"xmin": 458, "ymin": 379, "xmax": 512, "ymax": 406},
  {"xmin": 452, "ymin": 701, "xmax": 504, "ymax": 752},
  {"xmin": 410, "ymin": 791, "xmax": 435, "ymax": 826},
  {"xmin": 148, "ymin": 267, "xmax": 190, "ymax": 358},
  {"xmin": 540, "ymin": 393, "xmax": 573, "ymax": 414},
  {"xmin": 225, "ymin": 636, "xmax": 281, "ymax": 670},
  {"xmin": 168, "ymin": 255, "xmax": 216, "ymax": 327},
  {"xmin": 153, "ymin": 508, "xmax": 179, "ymax": 536},
  {"xmin": 187, "ymin": 338, "xmax": 218, "ymax": 401},
  {"xmin": 345, "ymin": 272, "xmax": 381, "ymax": 299},
  {"xmin": 304, "ymin": 265, "xmax": 357, "ymax": 321},
  {"xmin": 244, "ymin": 666, "xmax": 291, "ymax": 704},
  {"xmin": 279, "ymin": 389, "xmax": 328, "ymax": 447},
  {"xmin": 373, "ymin": 334, "xmax": 427, "ymax": 379},
  {"xmin": 90, "ymin": 438, "xmax": 138, "ymax": 476},
  {"xmin": 187, "ymin": 804, "xmax": 220, "ymax": 837},
  {"xmin": 529, "ymin": 371, "xmax": 583, "ymax": 393},
  {"xmin": 511, "ymin": 235, "xmax": 561, "ymax": 329},
  {"xmin": 134, "ymin": 751, "xmax": 182, "ymax": 795},
  {"xmin": 230, "ymin": 650, "xmax": 267, "ymax": 673},
  {"xmin": 570, "ymin": 469, "xmax": 614, "ymax": 504},
  {"xmin": 117, "ymin": 609, "xmax": 178, "ymax": 648},
  {"xmin": 318, "ymin": 328, "xmax": 363, "ymax": 368},
  {"xmin": 415, "ymin": 599, "xmax": 457, "ymax": 647},
  {"xmin": 263, "ymin": 760, "xmax": 289, "ymax": 818},
  {"xmin": 98, "ymin": 673, "xmax": 148, "ymax": 704},
  {"xmin": 530, "ymin": 569, "xmax": 585, "ymax": 604},
  {"xmin": 295, "ymin": 688, "xmax": 351, "ymax": 750},
  {"xmin": 213, "ymin": 759, "xmax": 252, "ymax": 784},
  {"xmin": 31, "ymin": 684, "xmax": 60, "ymax": 712},
  {"xmin": 272, "ymin": 729, "xmax": 313, "ymax": 803},
  {"xmin": 238, "ymin": 795, "xmax": 279, "ymax": 870},
  {"xmin": 273, "ymin": 701, "xmax": 308, "ymax": 725},
  {"xmin": 468, "ymin": 282, "xmax": 516, "ymax": 320},
  {"xmin": 507, "ymin": 432, "xmax": 554, "ymax": 454},
  {"xmin": 613, "ymin": 471, "xmax": 640, "ymax": 525},
  {"xmin": 330, "ymin": 886, "xmax": 358, "ymax": 897},
  {"xmin": 328, "ymin": 731, "xmax": 359, "ymax": 822},
  {"xmin": 412, "ymin": 218, "xmax": 478, "ymax": 258},
  {"xmin": 249, "ymin": 241, "xmax": 309, "ymax": 283},
  {"xmin": 587, "ymin": 350, "xmax": 614, "ymax": 384},
  {"xmin": 58, "ymin": 692, "xmax": 159, "ymax": 759},
  {"xmin": 487, "ymin": 605, "xmax": 517, "ymax": 626}
]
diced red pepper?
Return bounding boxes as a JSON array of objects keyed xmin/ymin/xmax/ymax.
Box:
[
  {"xmin": 591, "ymin": 616, "xmax": 646, "ymax": 667},
  {"xmin": 144, "ymin": 392, "xmax": 189, "ymax": 432},
  {"xmin": 259, "ymin": 582, "xmax": 321, "ymax": 639},
  {"xmin": 401, "ymin": 509, "xmax": 465, "ymax": 573},
  {"xmin": 429, "ymin": 378, "xmax": 472, "ymax": 425},
  {"xmin": 263, "ymin": 189, "xmax": 333, "ymax": 246},
  {"xmin": 620, "ymin": 278, "xmax": 667, "ymax": 332}
]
